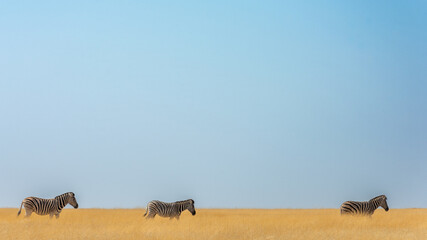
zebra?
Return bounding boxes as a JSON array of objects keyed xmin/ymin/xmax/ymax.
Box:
[
  {"xmin": 143, "ymin": 199, "xmax": 196, "ymax": 220},
  {"xmin": 340, "ymin": 195, "xmax": 389, "ymax": 216},
  {"xmin": 17, "ymin": 192, "xmax": 79, "ymax": 218}
]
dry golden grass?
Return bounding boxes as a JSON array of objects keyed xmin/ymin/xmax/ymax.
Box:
[{"xmin": 0, "ymin": 208, "xmax": 425, "ymax": 240}]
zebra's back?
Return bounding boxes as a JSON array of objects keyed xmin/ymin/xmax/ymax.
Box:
[
  {"xmin": 23, "ymin": 197, "xmax": 57, "ymax": 215},
  {"xmin": 147, "ymin": 200, "xmax": 178, "ymax": 217},
  {"xmin": 340, "ymin": 201, "xmax": 371, "ymax": 215}
]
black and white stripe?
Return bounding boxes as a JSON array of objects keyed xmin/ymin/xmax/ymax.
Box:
[
  {"xmin": 340, "ymin": 195, "xmax": 389, "ymax": 216},
  {"xmin": 143, "ymin": 199, "xmax": 196, "ymax": 219},
  {"xmin": 17, "ymin": 192, "xmax": 79, "ymax": 218}
]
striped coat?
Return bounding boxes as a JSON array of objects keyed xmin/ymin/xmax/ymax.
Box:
[
  {"xmin": 340, "ymin": 195, "xmax": 389, "ymax": 216},
  {"xmin": 17, "ymin": 192, "xmax": 79, "ymax": 218},
  {"xmin": 144, "ymin": 199, "xmax": 196, "ymax": 219}
]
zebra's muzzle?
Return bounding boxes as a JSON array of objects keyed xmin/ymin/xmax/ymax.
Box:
[
  {"xmin": 74, "ymin": 204, "xmax": 79, "ymax": 209},
  {"xmin": 191, "ymin": 210, "xmax": 196, "ymax": 216}
]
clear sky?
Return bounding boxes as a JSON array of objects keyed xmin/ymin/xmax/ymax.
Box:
[{"xmin": 0, "ymin": 1, "xmax": 426, "ymax": 209}]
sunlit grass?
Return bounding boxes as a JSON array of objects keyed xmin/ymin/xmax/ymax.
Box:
[{"xmin": 0, "ymin": 208, "xmax": 425, "ymax": 239}]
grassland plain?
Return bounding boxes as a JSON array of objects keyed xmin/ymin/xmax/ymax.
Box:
[{"xmin": 0, "ymin": 208, "xmax": 425, "ymax": 240}]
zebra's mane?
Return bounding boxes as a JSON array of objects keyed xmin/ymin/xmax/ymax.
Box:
[
  {"xmin": 369, "ymin": 195, "xmax": 386, "ymax": 202},
  {"xmin": 55, "ymin": 192, "xmax": 72, "ymax": 199},
  {"xmin": 174, "ymin": 199, "xmax": 193, "ymax": 205}
]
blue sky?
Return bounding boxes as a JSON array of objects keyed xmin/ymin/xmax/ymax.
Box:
[{"xmin": 0, "ymin": 1, "xmax": 426, "ymax": 208}]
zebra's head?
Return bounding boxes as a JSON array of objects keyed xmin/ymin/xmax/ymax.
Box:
[
  {"xmin": 187, "ymin": 199, "xmax": 196, "ymax": 216},
  {"xmin": 379, "ymin": 195, "xmax": 389, "ymax": 211},
  {"xmin": 371, "ymin": 195, "xmax": 388, "ymax": 212},
  {"xmin": 67, "ymin": 192, "xmax": 79, "ymax": 209}
]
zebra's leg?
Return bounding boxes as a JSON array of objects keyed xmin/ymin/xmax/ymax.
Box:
[
  {"xmin": 24, "ymin": 208, "xmax": 33, "ymax": 218},
  {"xmin": 175, "ymin": 215, "xmax": 180, "ymax": 220},
  {"xmin": 146, "ymin": 213, "xmax": 156, "ymax": 219},
  {"xmin": 55, "ymin": 214, "xmax": 60, "ymax": 219},
  {"xmin": 49, "ymin": 213, "xmax": 54, "ymax": 219}
]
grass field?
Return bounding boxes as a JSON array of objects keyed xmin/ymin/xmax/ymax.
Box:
[{"xmin": 0, "ymin": 208, "xmax": 425, "ymax": 240}]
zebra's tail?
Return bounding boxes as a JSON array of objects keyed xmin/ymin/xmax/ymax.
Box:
[
  {"xmin": 143, "ymin": 208, "xmax": 148, "ymax": 217},
  {"xmin": 17, "ymin": 201, "xmax": 24, "ymax": 216}
]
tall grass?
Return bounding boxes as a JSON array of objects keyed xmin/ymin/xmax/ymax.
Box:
[{"xmin": 0, "ymin": 208, "xmax": 425, "ymax": 239}]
